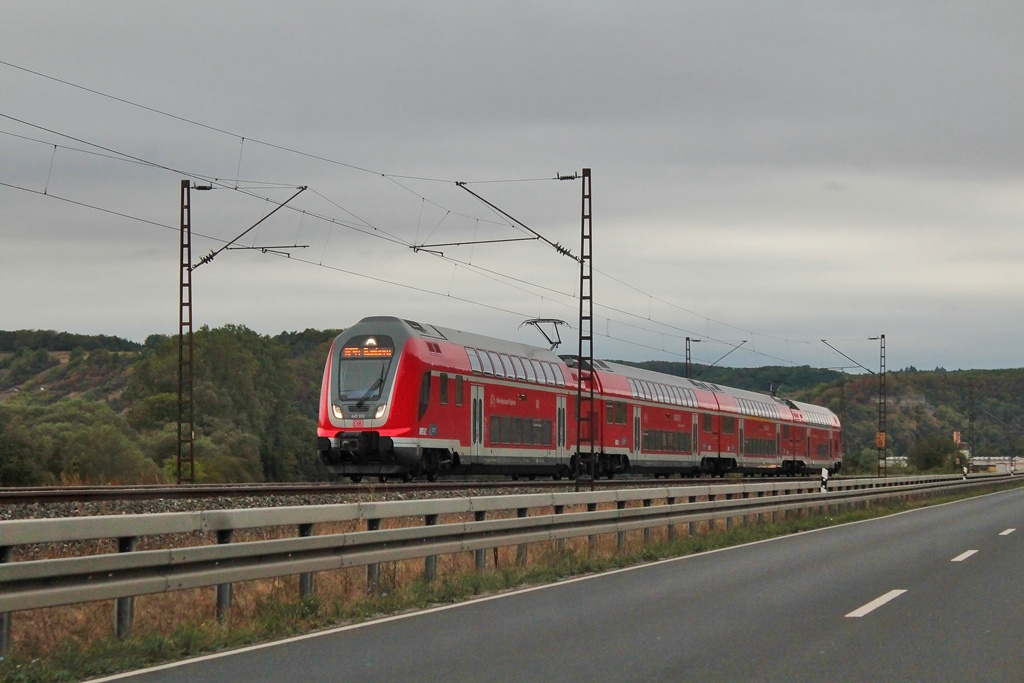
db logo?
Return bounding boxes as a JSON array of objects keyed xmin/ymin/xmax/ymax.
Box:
[
  {"xmin": 489, "ymin": 396, "xmax": 495, "ymax": 408},
  {"xmin": 353, "ymin": 419, "xmax": 364, "ymax": 428}
]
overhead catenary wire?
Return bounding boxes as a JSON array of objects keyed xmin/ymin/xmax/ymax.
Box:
[
  {"xmin": 2, "ymin": 64, "xmax": 794, "ymax": 353},
  {"xmin": 1, "ymin": 61, "xmax": 842, "ymax": 368}
]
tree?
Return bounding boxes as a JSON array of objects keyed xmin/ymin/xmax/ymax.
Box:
[
  {"xmin": 0, "ymin": 405, "xmax": 51, "ymax": 486},
  {"xmin": 907, "ymin": 433, "xmax": 960, "ymax": 472}
]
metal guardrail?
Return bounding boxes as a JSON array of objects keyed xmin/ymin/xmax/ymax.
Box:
[{"xmin": 0, "ymin": 473, "xmax": 1011, "ymax": 653}]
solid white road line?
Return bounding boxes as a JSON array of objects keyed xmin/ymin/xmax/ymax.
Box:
[
  {"xmin": 846, "ymin": 589, "xmax": 907, "ymax": 618},
  {"xmin": 999, "ymin": 528, "xmax": 1015, "ymax": 536},
  {"xmin": 951, "ymin": 549, "xmax": 978, "ymax": 562}
]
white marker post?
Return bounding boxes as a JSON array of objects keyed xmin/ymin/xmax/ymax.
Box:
[{"xmin": 821, "ymin": 467, "xmax": 829, "ymax": 493}]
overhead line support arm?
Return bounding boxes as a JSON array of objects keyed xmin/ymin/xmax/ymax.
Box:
[{"xmin": 456, "ymin": 182, "xmax": 579, "ymax": 263}]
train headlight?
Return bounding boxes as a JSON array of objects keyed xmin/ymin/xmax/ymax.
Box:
[
  {"xmin": 374, "ymin": 403, "xmax": 387, "ymax": 419},
  {"xmin": 332, "ymin": 404, "xmax": 344, "ymax": 420}
]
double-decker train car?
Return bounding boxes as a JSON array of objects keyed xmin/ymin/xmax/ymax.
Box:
[{"xmin": 316, "ymin": 316, "xmax": 842, "ymax": 482}]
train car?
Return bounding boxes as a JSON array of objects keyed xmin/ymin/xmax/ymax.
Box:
[
  {"xmin": 316, "ymin": 316, "xmax": 575, "ymax": 482},
  {"xmin": 316, "ymin": 316, "xmax": 842, "ymax": 481}
]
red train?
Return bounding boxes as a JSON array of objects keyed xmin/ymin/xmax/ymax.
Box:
[{"xmin": 316, "ymin": 316, "xmax": 842, "ymax": 482}]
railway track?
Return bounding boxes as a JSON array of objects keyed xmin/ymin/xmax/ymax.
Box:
[{"xmin": 0, "ymin": 475, "xmax": 840, "ymax": 505}]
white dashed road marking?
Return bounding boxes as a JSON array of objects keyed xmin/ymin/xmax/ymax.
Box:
[
  {"xmin": 846, "ymin": 589, "xmax": 907, "ymax": 618},
  {"xmin": 951, "ymin": 550, "xmax": 978, "ymax": 562},
  {"xmin": 999, "ymin": 529, "xmax": 1015, "ymax": 536}
]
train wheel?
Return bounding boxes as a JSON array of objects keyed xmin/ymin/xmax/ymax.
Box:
[
  {"xmin": 401, "ymin": 472, "xmax": 413, "ymax": 482},
  {"xmin": 427, "ymin": 471, "xmax": 439, "ymax": 482},
  {"xmin": 378, "ymin": 475, "xmax": 388, "ymax": 484},
  {"xmin": 349, "ymin": 475, "xmax": 363, "ymax": 483}
]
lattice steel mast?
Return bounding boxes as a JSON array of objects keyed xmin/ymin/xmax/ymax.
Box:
[
  {"xmin": 177, "ymin": 180, "xmax": 195, "ymax": 484},
  {"xmin": 575, "ymin": 168, "xmax": 595, "ymax": 490}
]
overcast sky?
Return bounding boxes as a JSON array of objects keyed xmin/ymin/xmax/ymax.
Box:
[{"xmin": 2, "ymin": 2, "xmax": 1023, "ymax": 372}]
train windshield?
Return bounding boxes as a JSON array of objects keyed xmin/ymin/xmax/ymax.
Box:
[{"xmin": 336, "ymin": 335, "xmax": 395, "ymax": 401}]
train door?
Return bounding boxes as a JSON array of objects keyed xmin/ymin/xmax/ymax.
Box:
[
  {"xmin": 470, "ymin": 384, "xmax": 484, "ymax": 458},
  {"xmin": 691, "ymin": 414, "xmax": 700, "ymax": 467},
  {"xmin": 776, "ymin": 424, "xmax": 782, "ymax": 468},
  {"xmin": 633, "ymin": 405, "xmax": 642, "ymax": 459},
  {"xmin": 556, "ymin": 395, "xmax": 567, "ymax": 465}
]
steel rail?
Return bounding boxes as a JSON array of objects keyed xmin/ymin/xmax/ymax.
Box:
[{"xmin": 0, "ymin": 477, "xmax": 841, "ymax": 505}]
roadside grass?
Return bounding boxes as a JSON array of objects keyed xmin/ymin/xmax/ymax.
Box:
[{"xmin": 2, "ymin": 480, "xmax": 1021, "ymax": 682}]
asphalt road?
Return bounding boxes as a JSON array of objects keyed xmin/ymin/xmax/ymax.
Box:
[{"xmin": 104, "ymin": 486, "xmax": 1024, "ymax": 682}]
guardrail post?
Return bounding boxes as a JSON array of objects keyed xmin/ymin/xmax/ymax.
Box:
[
  {"xmin": 515, "ymin": 508, "xmax": 528, "ymax": 565},
  {"xmin": 114, "ymin": 536, "xmax": 136, "ymax": 639},
  {"xmin": 616, "ymin": 501, "xmax": 627, "ymax": 551},
  {"xmin": 642, "ymin": 499, "xmax": 652, "ymax": 545},
  {"xmin": 666, "ymin": 497, "xmax": 676, "ymax": 542},
  {"xmin": 424, "ymin": 514, "xmax": 439, "ymax": 581},
  {"xmin": 0, "ymin": 546, "xmax": 10, "ymax": 657},
  {"xmin": 725, "ymin": 493, "xmax": 734, "ymax": 530},
  {"xmin": 587, "ymin": 502, "xmax": 598, "ymax": 554},
  {"xmin": 474, "ymin": 511, "xmax": 487, "ymax": 572},
  {"xmin": 366, "ymin": 518, "xmax": 380, "ymax": 593},
  {"xmin": 216, "ymin": 529, "xmax": 233, "ymax": 623},
  {"xmin": 554, "ymin": 505, "xmax": 565, "ymax": 554},
  {"xmin": 688, "ymin": 495, "xmax": 698, "ymax": 536},
  {"xmin": 298, "ymin": 524, "xmax": 314, "ymax": 599}
]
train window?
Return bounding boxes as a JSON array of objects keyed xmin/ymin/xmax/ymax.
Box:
[
  {"xmin": 522, "ymin": 358, "xmax": 537, "ymax": 382},
  {"xmin": 336, "ymin": 334, "xmax": 395, "ymax": 402},
  {"xmin": 605, "ymin": 400, "xmax": 627, "ymax": 425},
  {"xmin": 722, "ymin": 416, "xmax": 735, "ymax": 434},
  {"xmin": 510, "ymin": 356, "xmax": 527, "ymax": 380},
  {"xmin": 455, "ymin": 376, "xmax": 464, "ymax": 406},
  {"xmin": 627, "ymin": 378, "xmax": 638, "ymax": 399},
  {"xmin": 418, "ymin": 372, "xmax": 431, "ymax": 420},
  {"xmin": 512, "ymin": 418, "xmax": 523, "ymax": 444},
  {"xmin": 534, "ymin": 419, "xmax": 552, "ymax": 446},
  {"xmin": 536, "ymin": 360, "xmax": 552, "ymax": 382},
  {"xmin": 540, "ymin": 361, "xmax": 556, "ymax": 385},
  {"xmin": 500, "ymin": 416, "xmax": 513, "ymax": 443},
  {"xmin": 487, "ymin": 351, "xmax": 505, "ymax": 378},
  {"xmin": 489, "ymin": 415, "xmax": 499, "ymax": 443},
  {"xmin": 703, "ymin": 414, "xmax": 713, "ymax": 432},
  {"xmin": 530, "ymin": 359, "xmax": 546, "ymax": 383},
  {"xmin": 499, "ymin": 354, "xmax": 516, "ymax": 378},
  {"xmin": 477, "ymin": 351, "xmax": 494, "ymax": 376},
  {"xmin": 467, "ymin": 348, "xmax": 483, "ymax": 374},
  {"xmin": 553, "ymin": 365, "xmax": 565, "ymax": 387},
  {"xmin": 439, "ymin": 373, "xmax": 449, "ymax": 405},
  {"xmin": 642, "ymin": 381, "xmax": 654, "ymax": 401}
]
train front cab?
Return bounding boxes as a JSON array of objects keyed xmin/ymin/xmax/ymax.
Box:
[{"xmin": 317, "ymin": 320, "xmax": 424, "ymax": 482}]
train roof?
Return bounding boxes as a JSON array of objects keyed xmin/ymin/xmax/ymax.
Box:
[
  {"xmin": 348, "ymin": 316, "xmax": 562, "ymax": 362},
  {"xmin": 594, "ymin": 359, "xmax": 840, "ymax": 428},
  {"xmin": 344, "ymin": 317, "xmax": 838, "ymax": 428}
]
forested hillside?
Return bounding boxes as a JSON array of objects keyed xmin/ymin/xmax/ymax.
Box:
[
  {"xmin": 1, "ymin": 328, "xmax": 1020, "ymax": 485},
  {"xmin": 793, "ymin": 368, "xmax": 1024, "ymax": 472},
  {"xmin": 0, "ymin": 326, "xmax": 338, "ymax": 486}
]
